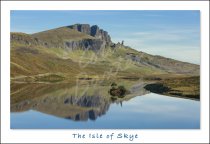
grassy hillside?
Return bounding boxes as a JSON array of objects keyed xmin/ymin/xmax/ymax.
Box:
[
  {"xmin": 32, "ymin": 27, "xmax": 96, "ymax": 46},
  {"xmin": 11, "ymin": 43, "xmax": 80, "ymax": 77},
  {"xmin": 11, "ymin": 42, "xmax": 162, "ymax": 82},
  {"xmin": 10, "ymin": 26, "xmax": 200, "ymax": 83},
  {"xmin": 144, "ymin": 76, "xmax": 200, "ymax": 100}
]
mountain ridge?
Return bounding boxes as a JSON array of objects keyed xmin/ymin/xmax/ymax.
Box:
[{"xmin": 10, "ymin": 24, "xmax": 199, "ymax": 81}]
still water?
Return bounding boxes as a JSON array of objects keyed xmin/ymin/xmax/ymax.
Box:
[{"xmin": 11, "ymin": 90, "xmax": 200, "ymax": 129}]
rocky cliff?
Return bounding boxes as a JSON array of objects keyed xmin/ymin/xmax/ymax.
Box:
[
  {"xmin": 69, "ymin": 24, "xmax": 112, "ymax": 45},
  {"xmin": 64, "ymin": 39, "xmax": 105, "ymax": 51}
]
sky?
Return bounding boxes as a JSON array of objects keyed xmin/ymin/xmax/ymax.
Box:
[{"xmin": 11, "ymin": 10, "xmax": 200, "ymax": 64}]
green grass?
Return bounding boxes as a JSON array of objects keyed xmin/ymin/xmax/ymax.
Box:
[{"xmin": 162, "ymin": 76, "xmax": 200, "ymax": 99}]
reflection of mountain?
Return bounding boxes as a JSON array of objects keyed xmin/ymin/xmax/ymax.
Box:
[
  {"xmin": 64, "ymin": 95, "xmax": 110, "ymax": 121},
  {"xmin": 11, "ymin": 81, "xmax": 149, "ymax": 121}
]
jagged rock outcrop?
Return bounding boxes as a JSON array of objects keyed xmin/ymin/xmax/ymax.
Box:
[
  {"xmin": 71, "ymin": 24, "xmax": 91, "ymax": 35},
  {"xmin": 64, "ymin": 39, "xmax": 106, "ymax": 51},
  {"xmin": 69, "ymin": 24, "xmax": 112, "ymax": 45},
  {"xmin": 90, "ymin": 25, "xmax": 112, "ymax": 45}
]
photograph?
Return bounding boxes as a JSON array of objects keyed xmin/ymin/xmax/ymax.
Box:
[{"xmin": 10, "ymin": 10, "xmax": 200, "ymax": 129}]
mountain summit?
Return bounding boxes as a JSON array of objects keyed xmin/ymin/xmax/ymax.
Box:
[
  {"xmin": 11, "ymin": 24, "xmax": 113, "ymax": 52},
  {"xmin": 69, "ymin": 24, "xmax": 112, "ymax": 45}
]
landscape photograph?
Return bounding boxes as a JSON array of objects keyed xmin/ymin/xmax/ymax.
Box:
[{"xmin": 10, "ymin": 10, "xmax": 200, "ymax": 129}]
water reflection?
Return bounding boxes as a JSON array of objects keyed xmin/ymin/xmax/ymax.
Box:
[{"xmin": 11, "ymin": 81, "xmax": 149, "ymax": 121}]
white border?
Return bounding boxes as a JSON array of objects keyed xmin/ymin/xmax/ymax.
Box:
[{"xmin": 1, "ymin": 1, "xmax": 209, "ymax": 143}]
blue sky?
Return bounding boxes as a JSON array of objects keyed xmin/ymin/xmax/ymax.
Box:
[{"xmin": 11, "ymin": 10, "xmax": 200, "ymax": 64}]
